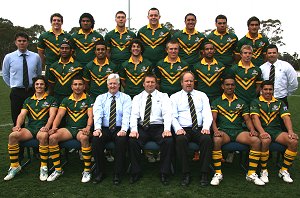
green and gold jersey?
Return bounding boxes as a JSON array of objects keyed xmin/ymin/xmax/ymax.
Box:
[
  {"xmin": 105, "ymin": 28, "xmax": 136, "ymax": 66},
  {"xmin": 211, "ymin": 94, "xmax": 248, "ymax": 131},
  {"xmin": 37, "ymin": 29, "xmax": 72, "ymax": 77},
  {"xmin": 48, "ymin": 57, "xmax": 83, "ymax": 98},
  {"xmin": 250, "ymin": 96, "xmax": 290, "ymax": 129},
  {"xmin": 236, "ymin": 33, "xmax": 269, "ymax": 66},
  {"xmin": 173, "ymin": 28, "xmax": 207, "ymax": 66},
  {"xmin": 119, "ymin": 56, "xmax": 151, "ymax": 97},
  {"xmin": 137, "ymin": 24, "xmax": 171, "ymax": 66},
  {"xmin": 22, "ymin": 93, "xmax": 58, "ymax": 128},
  {"xmin": 156, "ymin": 57, "xmax": 189, "ymax": 95},
  {"xmin": 192, "ymin": 58, "xmax": 226, "ymax": 98},
  {"xmin": 229, "ymin": 61, "xmax": 262, "ymax": 104},
  {"xmin": 83, "ymin": 57, "xmax": 120, "ymax": 97},
  {"xmin": 207, "ymin": 29, "xmax": 238, "ymax": 67},
  {"xmin": 72, "ymin": 29, "xmax": 104, "ymax": 66},
  {"xmin": 60, "ymin": 93, "xmax": 93, "ymax": 129}
]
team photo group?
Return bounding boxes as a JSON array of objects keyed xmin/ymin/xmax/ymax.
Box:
[{"xmin": 2, "ymin": 7, "xmax": 299, "ymax": 187}]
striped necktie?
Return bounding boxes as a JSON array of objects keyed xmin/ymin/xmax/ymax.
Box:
[
  {"xmin": 143, "ymin": 94, "xmax": 152, "ymax": 128},
  {"xmin": 109, "ymin": 95, "xmax": 116, "ymax": 131},
  {"xmin": 22, "ymin": 54, "xmax": 29, "ymax": 89},
  {"xmin": 188, "ymin": 92, "xmax": 198, "ymax": 131},
  {"xmin": 269, "ymin": 64, "xmax": 275, "ymax": 84}
]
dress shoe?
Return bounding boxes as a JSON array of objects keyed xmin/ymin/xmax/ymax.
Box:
[
  {"xmin": 113, "ymin": 174, "xmax": 120, "ymax": 185},
  {"xmin": 200, "ymin": 173, "xmax": 209, "ymax": 187},
  {"xmin": 181, "ymin": 173, "xmax": 190, "ymax": 186},
  {"xmin": 130, "ymin": 174, "xmax": 141, "ymax": 184},
  {"xmin": 160, "ymin": 173, "xmax": 169, "ymax": 185},
  {"xmin": 93, "ymin": 173, "xmax": 104, "ymax": 184}
]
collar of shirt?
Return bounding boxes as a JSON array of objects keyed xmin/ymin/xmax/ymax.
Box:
[
  {"xmin": 107, "ymin": 91, "xmax": 120, "ymax": 99},
  {"xmin": 49, "ymin": 28, "xmax": 65, "ymax": 35},
  {"xmin": 221, "ymin": 93, "xmax": 238, "ymax": 102},
  {"xmin": 31, "ymin": 92, "xmax": 48, "ymax": 100},
  {"xmin": 78, "ymin": 28, "xmax": 93, "ymax": 35},
  {"xmin": 129, "ymin": 56, "xmax": 143, "ymax": 63},
  {"xmin": 238, "ymin": 60, "xmax": 255, "ymax": 68},
  {"xmin": 142, "ymin": 89, "xmax": 157, "ymax": 99},
  {"xmin": 69, "ymin": 93, "xmax": 87, "ymax": 101},
  {"xmin": 164, "ymin": 56, "xmax": 181, "ymax": 63},
  {"xmin": 246, "ymin": 32, "xmax": 263, "ymax": 40},
  {"xmin": 147, "ymin": 24, "xmax": 162, "ymax": 30},
  {"xmin": 259, "ymin": 95, "xmax": 277, "ymax": 103},
  {"xmin": 183, "ymin": 28, "xmax": 198, "ymax": 35},
  {"xmin": 93, "ymin": 57, "xmax": 109, "ymax": 66},
  {"xmin": 213, "ymin": 29, "xmax": 229, "ymax": 36},
  {"xmin": 115, "ymin": 27, "xmax": 128, "ymax": 33},
  {"xmin": 201, "ymin": 58, "xmax": 218, "ymax": 65},
  {"xmin": 58, "ymin": 57, "xmax": 75, "ymax": 64},
  {"xmin": 17, "ymin": 50, "xmax": 29, "ymax": 56}
]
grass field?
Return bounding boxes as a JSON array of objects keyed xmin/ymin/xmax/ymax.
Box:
[{"xmin": 0, "ymin": 78, "xmax": 300, "ymax": 198}]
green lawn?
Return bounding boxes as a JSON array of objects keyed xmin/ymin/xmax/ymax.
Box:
[{"xmin": 0, "ymin": 79, "xmax": 300, "ymax": 198}]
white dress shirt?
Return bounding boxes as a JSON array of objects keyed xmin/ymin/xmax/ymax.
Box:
[
  {"xmin": 170, "ymin": 89, "xmax": 213, "ymax": 132},
  {"xmin": 93, "ymin": 91, "xmax": 132, "ymax": 132},
  {"xmin": 130, "ymin": 89, "xmax": 172, "ymax": 132},
  {"xmin": 260, "ymin": 60, "xmax": 298, "ymax": 98}
]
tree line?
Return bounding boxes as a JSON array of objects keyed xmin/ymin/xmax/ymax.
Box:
[{"xmin": 1, "ymin": 17, "xmax": 299, "ymax": 70}]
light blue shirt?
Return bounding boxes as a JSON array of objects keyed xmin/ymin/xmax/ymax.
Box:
[
  {"xmin": 130, "ymin": 90, "xmax": 172, "ymax": 132},
  {"xmin": 2, "ymin": 49, "xmax": 42, "ymax": 88},
  {"xmin": 170, "ymin": 89, "xmax": 213, "ymax": 132},
  {"xmin": 93, "ymin": 91, "xmax": 132, "ymax": 132}
]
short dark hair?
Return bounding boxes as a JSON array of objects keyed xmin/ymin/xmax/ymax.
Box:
[
  {"xmin": 14, "ymin": 32, "xmax": 29, "ymax": 41},
  {"xmin": 203, "ymin": 41, "xmax": 214, "ymax": 48},
  {"xmin": 50, "ymin": 13, "xmax": 63, "ymax": 23},
  {"xmin": 222, "ymin": 75, "xmax": 235, "ymax": 84},
  {"xmin": 115, "ymin": 11, "xmax": 126, "ymax": 18},
  {"xmin": 94, "ymin": 40, "xmax": 107, "ymax": 49},
  {"xmin": 32, "ymin": 75, "xmax": 48, "ymax": 91},
  {"xmin": 148, "ymin": 7, "xmax": 160, "ymax": 15},
  {"xmin": 79, "ymin": 13, "xmax": 95, "ymax": 29},
  {"xmin": 247, "ymin": 16, "xmax": 260, "ymax": 26},
  {"xmin": 72, "ymin": 75, "xmax": 85, "ymax": 84},
  {"xmin": 60, "ymin": 40, "xmax": 73, "ymax": 49},
  {"xmin": 185, "ymin": 13, "xmax": 196, "ymax": 21},
  {"xmin": 260, "ymin": 80, "xmax": 274, "ymax": 88},
  {"xmin": 143, "ymin": 72, "xmax": 157, "ymax": 83},
  {"xmin": 129, "ymin": 38, "xmax": 144, "ymax": 54},
  {"xmin": 267, "ymin": 44, "xmax": 278, "ymax": 52},
  {"xmin": 215, "ymin": 14, "xmax": 227, "ymax": 23}
]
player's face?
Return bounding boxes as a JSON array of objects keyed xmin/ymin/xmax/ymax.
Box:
[
  {"xmin": 166, "ymin": 43, "xmax": 179, "ymax": 59},
  {"xmin": 261, "ymin": 85, "xmax": 274, "ymax": 100},
  {"xmin": 60, "ymin": 44, "xmax": 71, "ymax": 58},
  {"xmin": 51, "ymin": 16, "xmax": 62, "ymax": 30},
  {"xmin": 181, "ymin": 73, "xmax": 194, "ymax": 92},
  {"xmin": 107, "ymin": 78, "xmax": 120, "ymax": 95},
  {"xmin": 248, "ymin": 21, "xmax": 260, "ymax": 34},
  {"xmin": 71, "ymin": 80, "xmax": 85, "ymax": 95},
  {"xmin": 15, "ymin": 36, "xmax": 29, "ymax": 52},
  {"xmin": 147, "ymin": 10, "xmax": 160, "ymax": 26},
  {"xmin": 266, "ymin": 48, "xmax": 279, "ymax": 64},
  {"xmin": 34, "ymin": 79, "xmax": 46, "ymax": 94},
  {"xmin": 240, "ymin": 49, "xmax": 252, "ymax": 63},
  {"xmin": 203, "ymin": 44, "xmax": 215, "ymax": 59},
  {"xmin": 222, "ymin": 79, "xmax": 235, "ymax": 96},
  {"xmin": 131, "ymin": 43, "xmax": 142, "ymax": 56},
  {"xmin": 115, "ymin": 13, "xmax": 126, "ymax": 27},
  {"xmin": 216, "ymin": 19, "xmax": 227, "ymax": 33},
  {"xmin": 95, "ymin": 44, "xmax": 106, "ymax": 60},
  {"xmin": 143, "ymin": 77, "xmax": 157, "ymax": 93},
  {"xmin": 80, "ymin": 17, "xmax": 92, "ymax": 31},
  {"xmin": 185, "ymin": 15, "xmax": 196, "ymax": 30}
]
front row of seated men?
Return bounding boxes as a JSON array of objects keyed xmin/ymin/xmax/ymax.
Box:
[{"xmin": 4, "ymin": 72, "xmax": 298, "ymax": 187}]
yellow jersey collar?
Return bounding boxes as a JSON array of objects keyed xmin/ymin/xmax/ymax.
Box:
[
  {"xmin": 164, "ymin": 56, "xmax": 181, "ymax": 63},
  {"xmin": 222, "ymin": 93, "xmax": 238, "ymax": 101},
  {"xmin": 114, "ymin": 27, "xmax": 128, "ymax": 33},
  {"xmin": 213, "ymin": 29, "xmax": 229, "ymax": 36},
  {"xmin": 93, "ymin": 57, "xmax": 109, "ymax": 66},
  {"xmin": 238, "ymin": 60, "xmax": 255, "ymax": 68},
  {"xmin": 31, "ymin": 92, "xmax": 48, "ymax": 100},
  {"xmin": 49, "ymin": 28, "xmax": 64, "ymax": 34},
  {"xmin": 78, "ymin": 28, "xmax": 93, "ymax": 34},
  {"xmin": 259, "ymin": 95, "xmax": 277, "ymax": 103},
  {"xmin": 69, "ymin": 93, "xmax": 87, "ymax": 101},
  {"xmin": 201, "ymin": 58, "xmax": 218, "ymax": 65},
  {"xmin": 129, "ymin": 56, "xmax": 143, "ymax": 63},
  {"xmin": 58, "ymin": 57, "xmax": 75, "ymax": 64},
  {"xmin": 183, "ymin": 28, "xmax": 198, "ymax": 35},
  {"xmin": 147, "ymin": 24, "xmax": 162, "ymax": 30},
  {"xmin": 246, "ymin": 32, "xmax": 263, "ymax": 40}
]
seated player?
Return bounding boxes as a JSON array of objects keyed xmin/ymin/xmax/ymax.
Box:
[
  {"xmin": 251, "ymin": 80, "xmax": 298, "ymax": 183},
  {"xmin": 4, "ymin": 76, "xmax": 58, "ymax": 181},
  {"xmin": 47, "ymin": 76, "xmax": 94, "ymax": 183},
  {"xmin": 210, "ymin": 76, "xmax": 265, "ymax": 186}
]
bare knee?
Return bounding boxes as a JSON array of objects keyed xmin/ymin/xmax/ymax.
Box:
[
  {"xmin": 213, "ymin": 137, "xmax": 223, "ymax": 150},
  {"xmin": 8, "ymin": 132, "xmax": 20, "ymax": 144},
  {"xmin": 37, "ymin": 132, "xmax": 49, "ymax": 144}
]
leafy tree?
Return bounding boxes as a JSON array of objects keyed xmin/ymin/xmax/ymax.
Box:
[{"xmin": 260, "ymin": 19, "xmax": 285, "ymax": 46}]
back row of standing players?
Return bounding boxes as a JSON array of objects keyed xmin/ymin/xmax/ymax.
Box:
[{"xmin": 39, "ymin": 8, "xmax": 278, "ymax": 104}]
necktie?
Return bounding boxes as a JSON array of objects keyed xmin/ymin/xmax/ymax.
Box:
[
  {"xmin": 143, "ymin": 94, "xmax": 152, "ymax": 128},
  {"xmin": 269, "ymin": 64, "xmax": 275, "ymax": 84},
  {"xmin": 109, "ymin": 95, "xmax": 116, "ymax": 131},
  {"xmin": 22, "ymin": 54, "xmax": 29, "ymax": 89},
  {"xmin": 187, "ymin": 93, "xmax": 198, "ymax": 131}
]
